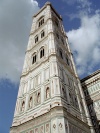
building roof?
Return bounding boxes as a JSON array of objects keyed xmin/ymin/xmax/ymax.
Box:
[
  {"xmin": 33, "ymin": 1, "xmax": 62, "ymax": 20},
  {"xmin": 81, "ymin": 69, "xmax": 100, "ymax": 82}
]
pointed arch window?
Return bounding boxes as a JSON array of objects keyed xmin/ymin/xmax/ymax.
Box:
[
  {"xmin": 41, "ymin": 30, "xmax": 45, "ymax": 38},
  {"xmin": 59, "ymin": 49, "xmax": 63, "ymax": 59},
  {"xmin": 38, "ymin": 17, "xmax": 44, "ymax": 27},
  {"xmin": 54, "ymin": 17, "xmax": 59, "ymax": 27},
  {"xmin": 40, "ymin": 47, "xmax": 44, "ymax": 58},
  {"xmin": 35, "ymin": 35, "xmax": 38, "ymax": 43},
  {"xmin": 32, "ymin": 53, "xmax": 37, "ymax": 64}
]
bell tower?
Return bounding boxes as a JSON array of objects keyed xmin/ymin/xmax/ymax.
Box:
[{"xmin": 10, "ymin": 2, "xmax": 94, "ymax": 133}]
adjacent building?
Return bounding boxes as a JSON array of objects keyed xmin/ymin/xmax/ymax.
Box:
[
  {"xmin": 10, "ymin": 2, "xmax": 94, "ymax": 133},
  {"xmin": 81, "ymin": 70, "xmax": 100, "ymax": 133}
]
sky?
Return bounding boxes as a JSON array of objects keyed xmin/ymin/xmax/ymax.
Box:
[{"xmin": 0, "ymin": 0, "xmax": 100, "ymax": 132}]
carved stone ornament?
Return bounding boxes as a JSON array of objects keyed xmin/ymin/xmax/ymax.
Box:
[
  {"xmin": 35, "ymin": 128, "xmax": 39, "ymax": 133},
  {"xmin": 40, "ymin": 126, "xmax": 43, "ymax": 133},
  {"xmin": 59, "ymin": 123, "xmax": 63, "ymax": 129},
  {"xmin": 46, "ymin": 124, "xmax": 49, "ymax": 132},
  {"xmin": 30, "ymin": 130, "xmax": 33, "ymax": 133},
  {"xmin": 53, "ymin": 124, "xmax": 56, "ymax": 129}
]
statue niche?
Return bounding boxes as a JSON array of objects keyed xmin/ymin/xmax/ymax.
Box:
[
  {"xmin": 37, "ymin": 92, "xmax": 40, "ymax": 103},
  {"xmin": 21, "ymin": 101, "xmax": 25, "ymax": 112},
  {"xmin": 29, "ymin": 97, "xmax": 33, "ymax": 109},
  {"xmin": 46, "ymin": 87, "xmax": 50, "ymax": 99}
]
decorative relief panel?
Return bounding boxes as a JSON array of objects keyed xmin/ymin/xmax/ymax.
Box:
[
  {"xmin": 34, "ymin": 128, "xmax": 39, "ymax": 133},
  {"xmin": 45, "ymin": 123, "xmax": 50, "ymax": 133},
  {"xmin": 53, "ymin": 124, "xmax": 56, "ymax": 132},
  {"xmin": 40, "ymin": 126, "xmax": 44, "ymax": 133},
  {"xmin": 30, "ymin": 130, "xmax": 34, "ymax": 133},
  {"xmin": 58, "ymin": 123, "xmax": 63, "ymax": 133}
]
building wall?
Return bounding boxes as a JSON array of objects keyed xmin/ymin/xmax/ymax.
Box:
[{"xmin": 81, "ymin": 70, "xmax": 100, "ymax": 133}]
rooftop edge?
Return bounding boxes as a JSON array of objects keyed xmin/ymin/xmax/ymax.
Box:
[{"xmin": 33, "ymin": 1, "xmax": 62, "ymax": 20}]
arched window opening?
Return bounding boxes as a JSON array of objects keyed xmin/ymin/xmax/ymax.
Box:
[
  {"xmin": 38, "ymin": 18, "xmax": 44, "ymax": 27},
  {"xmin": 66, "ymin": 56, "xmax": 70, "ymax": 66},
  {"xmin": 21, "ymin": 101, "xmax": 25, "ymax": 112},
  {"xmin": 41, "ymin": 30, "xmax": 45, "ymax": 38},
  {"xmin": 46, "ymin": 87, "xmax": 50, "ymax": 99},
  {"xmin": 29, "ymin": 97, "xmax": 32, "ymax": 108},
  {"xmin": 40, "ymin": 48, "xmax": 44, "ymax": 58},
  {"xmin": 32, "ymin": 54, "xmax": 37, "ymax": 64},
  {"xmin": 69, "ymin": 93, "xmax": 71, "ymax": 98},
  {"xmin": 35, "ymin": 35, "xmax": 38, "ymax": 43},
  {"xmin": 54, "ymin": 17, "xmax": 59, "ymax": 27},
  {"xmin": 59, "ymin": 50, "xmax": 63, "ymax": 59}
]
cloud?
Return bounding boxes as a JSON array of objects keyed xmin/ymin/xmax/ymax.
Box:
[
  {"xmin": 0, "ymin": 0, "xmax": 39, "ymax": 83},
  {"xmin": 62, "ymin": 0, "xmax": 91, "ymax": 7},
  {"xmin": 67, "ymin": 10, "xmax": 100, "ymax": 77},
  {"xmin": 63, "ymin": 0, "xmax": 100, "ymax": 77}
]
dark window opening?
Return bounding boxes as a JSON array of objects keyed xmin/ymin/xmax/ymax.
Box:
[
  {"xmin": 41, "ymin": 31, "xmax": 45, "ymax": 38},
  {"xmin": 38, "ymin": 18, "xmax": 44, "ymax": 27},
  {"xmin": 32, "ymin": 54, "xmax": 36, "ymax": 64},
  {"xmin": 59, "ymin": 50, "xmax": 63, "ymax": 59},
  {"xmin": 40, "ymin": 48, "xmax": 44, "ymax": 58},
  {"xmin": 55, "ymin": 21, "xmax": 59, "ymax": 27},
  {"xmin": 66, "ymin": 57, "xmax": 70, "ymax": 65},
  {"xmin": 35, "ymin": 36, "xmax": 38, "ymax": 43}
]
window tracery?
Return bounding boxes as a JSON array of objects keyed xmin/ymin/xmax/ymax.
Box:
[
  {"xmin": 32, "ymin": 53, "xmax": 37, "ymax": 64},
  {"xmin": 41, "ymin": 30, "xmax": 45, "ymax": 38},
  {"xmin": 38, "ymin": 17, "xmax": 44, "ymax": 27},
  {"xmin": 35, "ymin": 35, "xmax": 38, "ymax": 43}
]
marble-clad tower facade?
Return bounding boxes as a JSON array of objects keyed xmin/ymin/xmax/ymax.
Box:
[{"xmin": 10, "ymin": 2, "xmax": 94, "ymax": 133}]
